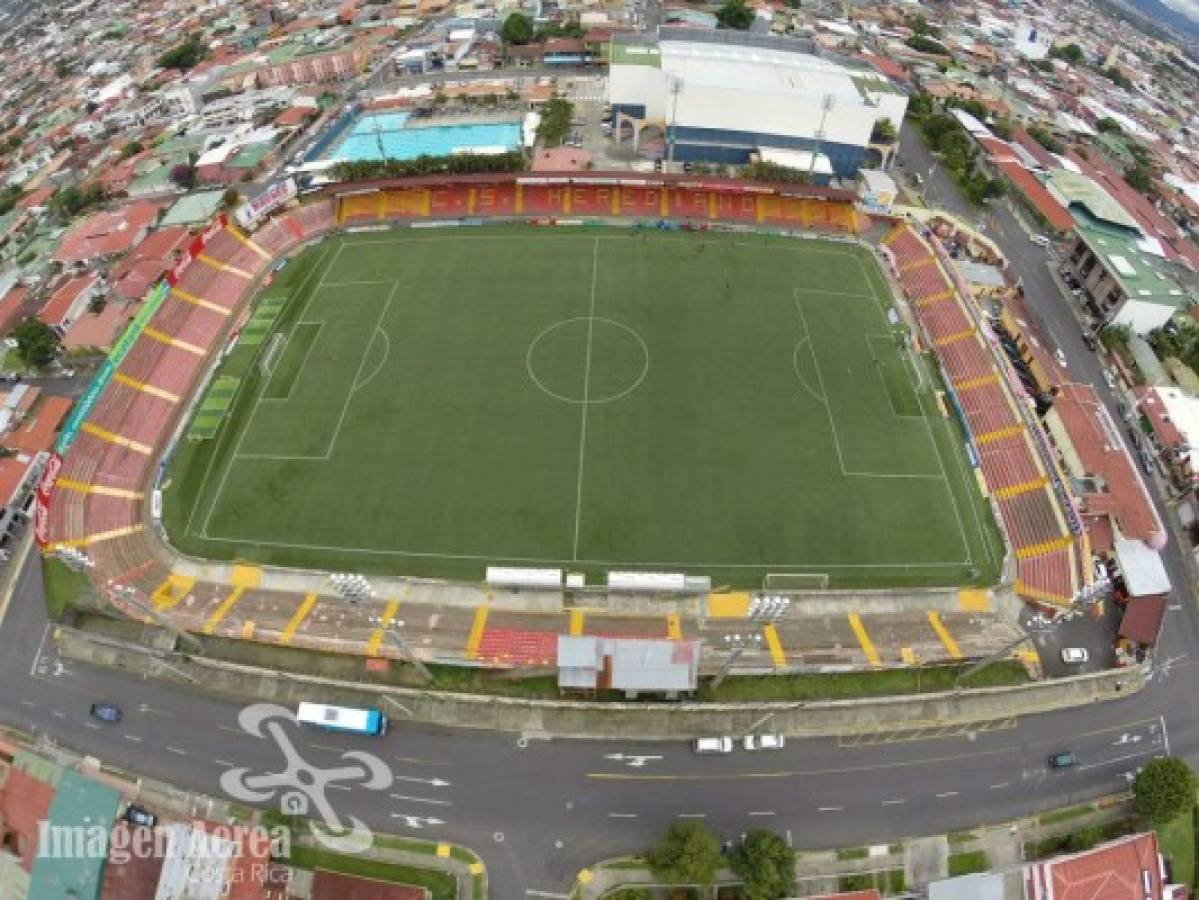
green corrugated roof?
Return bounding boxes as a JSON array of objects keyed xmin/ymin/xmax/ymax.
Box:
[
  {"xmin": 27, "ymin": 770, "xmax": 120, "ymax": 900},
  {"xmin": 611, "ymin": 42, "xmax": 661, "ymax": 67},
  {"xmin": 1047, "ymin": 169, "xmax": 1140, "ymax": 230},
  {"xmin": 160, "ymin": 189, "xmax": 225, "ymax": 226},
  {"xmin": 1073, "ymin": 213, "xmax": 1194, "ymax": 309},
  {"xmin": 230, "ymin": 142, "xmax": 272, "ymax": 168},
  {"xmin": 852, "ymin": 74, "xmax": 902, "ymax": 97}
]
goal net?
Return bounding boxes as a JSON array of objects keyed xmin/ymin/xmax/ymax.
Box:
[
  {"xmin": 763, "ymin": 573, "xmax": 829, "ymax": 590},
  {"xmin": 260, "ymin": 332, "xmax": 286, "ymax": 377}
]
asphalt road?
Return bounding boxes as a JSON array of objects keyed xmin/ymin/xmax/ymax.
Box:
[
  {"xmin": 2, "ymin": 130, "xmax": 1198, "ymax": 897},
  {"xmin": 3, "ymin": 543, "xmax": 1198, "ymax": 897}
]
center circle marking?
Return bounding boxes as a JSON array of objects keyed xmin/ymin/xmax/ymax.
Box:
[{"xmin": 526, "ymin": 317, "xmax": 650, "ymax": 405}]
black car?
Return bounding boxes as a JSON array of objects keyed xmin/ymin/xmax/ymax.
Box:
[
  {"xmin": 124, "ymin": 805, "xmax": 158, "ymax": 828},
  {"xmin": 89, "ymin": 703, "xmax": 122, "ymax": 723}
]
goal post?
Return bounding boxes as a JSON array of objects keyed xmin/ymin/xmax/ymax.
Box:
[{"xmin": 763, "ymin": 572, "xmax": 829, "ymax": 591}]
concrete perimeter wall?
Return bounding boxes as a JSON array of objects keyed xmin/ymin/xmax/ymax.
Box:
[{"xmin": 57, "ymin": 627, "xmax": 1145, "ymax": 740}]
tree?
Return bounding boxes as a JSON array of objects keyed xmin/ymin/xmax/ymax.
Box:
[
  {"xmin": 908, "ymin": 91, "xmax": 934, "ymax": 119},
  {"xmin": 729, "ymin": 830, "xmax": 796, "ymax": 900},
  {"xmin": 1028, "ymin": 124, "xmax": 1064, "ymax": 154},
  {"xmin": 906, "ymin": 34, "xmax": 949, "ymax": 55},
  {"xmin": 1124, "ymin": 163, "xmax": 1153, "ymax": 193},
  {"xmin": 716, "ymin": 0, "xmax": 755, "ymax": 30},
  {"xmin": 1103, "ymin": 65, "xmax": 1133, "ymax": 90},
  {"xmin": 743, "ymin": 160, "xmax": 811, "ymax": 185},
  {"xmin": 13, "ymin": 318, "xmax": 59, "ymax": 369},
  {"xmin": 169, "ymin": 163, "xmax": 196, "ymax": 190},
  {"xmin": 870, "ymin": 118, "xmax": 897, "ymax": 144},
  {"xmin": 1048, "ymin": 42, "xmax": 1084, "ymax": 64},
  {"xmin": 157, "ymin": 35, "xmax": 206, "ymax": 70},
  {"xmin": 221, "ymin": 188, "xmax": 240, "ymax": 209},
  {"xmin": 1096, "ymin": 117, "xmax": 1123, "ymax": 134},
  {"xmin": 645, "ymin": 821, "xmax": 721, "ymax": 886},
  {"xmin": 501, "ymin": 12, "xmax": 534, "ymax": 45},
  {"xmin": 1133, "ymin": 757, "xmax": 1196, "ymax": 823},
  {"xmin": 118, "ymin": 140, "xmax": 144, "ymax": 159},
  {"xmin": 535, "ymin": 96, "xmax": 574, "ymax": 146}
]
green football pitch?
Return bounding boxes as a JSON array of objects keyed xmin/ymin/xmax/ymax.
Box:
[{"xmin": 163, "ymin": 226, "xmax": 1003, "ymax": 589}]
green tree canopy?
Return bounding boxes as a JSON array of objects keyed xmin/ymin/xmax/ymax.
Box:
[
  {"xmin": 729, "ymin": 830, "xmax": 797, "ymax": 900},
  {"xmin": 1049, "ymin": 42, "xmax": 1084, "ymax": 64},
  {"xmin": 1124, "ymin": 163, "xmax": 1153, "ymax": 192},
  {"xmin": 501, "ymin": 12, "xmax": 534, "ymax": 45},
  {"xmin": 906, "ymin": 34, "xmax": 949, "ymax": 55},
  {"xmin": 157, "ymin": 35, "xmax": 206, "ymax": 71},
  {"xmin": 535, "ymin": 96, "xmax": 574, "ymax": 146},
  {"xmin": 1096, "ymin": 117, "xmax": 1123, "ymax": 134},
  {"xmin": 716, "ymin": 0, "xmax": 755, "ymax": 30},
  {"xmin": 1133, "ymin": 757, "xmax": 1196, "ymax": 823},
  {"xmin": 645, "ymin": 820, "xmax": 721, "ymax": 886},
  {"xmin": 13, "ymin": 318, "xmax": 59, "ymax": 369},
  {"xmin": 871, "ymin": 118, "xmax": 897, "ymax": 143}
]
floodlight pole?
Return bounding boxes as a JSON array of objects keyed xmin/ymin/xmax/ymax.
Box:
[
  {"xmin": 386, "ymin": 625, "xmax": 434, "ymax": 684},
  {"xmin": 667, "ymin": 75, "xmax": 682, "ymax": 164},
  {"xmin": 809, "ymin": 94, "xmax": 835, "ymax": 180}
]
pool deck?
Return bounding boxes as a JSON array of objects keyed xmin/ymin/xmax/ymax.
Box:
[{"xmin": 401, "ymin": 111, "xmax": 524, "ymax": 129}]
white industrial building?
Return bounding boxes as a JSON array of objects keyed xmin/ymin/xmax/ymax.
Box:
[{"xmin": 608, "ymin": 28, "xmax": 907, "ymax": 179}]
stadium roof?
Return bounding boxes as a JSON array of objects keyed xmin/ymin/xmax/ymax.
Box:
[{"xmin": 1047, "ymin": 169, "xmax": 1140, "ymax": 231}]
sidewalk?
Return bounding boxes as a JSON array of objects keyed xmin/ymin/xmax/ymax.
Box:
[{"xmin": 577, "ymin": 796, "xmax": 1137, "ymax": 898}]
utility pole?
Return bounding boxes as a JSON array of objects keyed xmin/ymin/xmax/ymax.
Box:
[{"xmin": 809, "ymin": 94, "xmax": 835, "ymax": 181}]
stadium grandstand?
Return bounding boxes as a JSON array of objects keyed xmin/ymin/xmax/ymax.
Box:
[
  {"xmin": 37, "ymin": 172, "xmax": 1088, "ymax": 663},
  {"xmin": 882, "ymin": 223, "xmax": 1089, "ymax": 607}
]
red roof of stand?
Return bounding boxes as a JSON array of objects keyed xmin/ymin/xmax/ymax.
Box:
[{"xmin": 991, "ymin": 158, "xmax": 1074, "ymax": 232}]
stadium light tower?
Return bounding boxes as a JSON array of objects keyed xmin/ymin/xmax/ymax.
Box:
[
  {"xmin": 666, "ymin": 75, "xmax": 683, "ymax": 164},
  {"xmin": 809, "ymin": 94, "xmax": 836, "ymax": 180}
]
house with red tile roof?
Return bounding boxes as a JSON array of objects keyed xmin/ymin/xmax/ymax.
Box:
[
  {"xmin": 37, "ymin": 272, "xmax": 99, "ymax": 332},
  {"xmin": 14, "ymin": 184, "xmax": 55, "ymax": 212},
  {"xmin": 1045, "ymin": 382, "xmax": 1164, "ymax": 550},
  {"xmin": 4, "ymin": 394, "xmax": 71, "ymax": 456},
  {"xmin": 1025, "ymin": 832, "xmax": 1187, "ymax": 900},
  {"xmin": 110, "ymin": 224, "xmax": 189, "ymax": 301},
  {"xmin": 0, "ymin": 287, "xmax": 30, "ymax": 338},
  {"xmin": 990, "ymin": 158, "xmax": 1075, "ymax": 232},
  {"xmin": 52, "ymin": 199, "xmax": 162, "ymax": 266}
]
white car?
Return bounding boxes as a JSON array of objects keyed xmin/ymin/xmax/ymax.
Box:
[
  {"xmin": 1061, "ymin": 647, "xmax": 1089, "ymax": 664},
  {"xmin": 1103, "ymin": 370, "xmax": 1117, "ymax": 390},
  {"xmin": 1054, "ymin": 349, "xmax": 1067, "ymax": 369},
  {"xmin": 743, "ymin": 734, "xmax": 785, "ymax": 751},
  {"xmin": 1031, "ymin": 234, "xmax": 1051, "ymax": 248},
  {"xmin": 694, "ymin": 737, "xmax": 734, "ymax": 754}
]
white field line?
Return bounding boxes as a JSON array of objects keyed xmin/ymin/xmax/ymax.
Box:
[{"xmin": 571, "ymin": 237, "xmax": 600, "ymax": 561}]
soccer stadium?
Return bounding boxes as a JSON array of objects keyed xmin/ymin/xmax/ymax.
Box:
[{"xmin": 39, "ymin": 174, "xmax": 1093, "ymax": 611}]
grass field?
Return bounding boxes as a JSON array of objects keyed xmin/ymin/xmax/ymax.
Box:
[{"xmin": 163, "ymin": 226, "xmax": 1003, "ymax": 588}]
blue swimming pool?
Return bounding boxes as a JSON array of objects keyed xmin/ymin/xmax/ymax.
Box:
[{"xmin": 326, "ymin": 112, "xmax": 522, "ymax": 162}]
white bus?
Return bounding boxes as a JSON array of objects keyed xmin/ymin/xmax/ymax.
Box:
[{"xmin": 295, "ymin": 702, "xmax": 387, "ymax": 736}]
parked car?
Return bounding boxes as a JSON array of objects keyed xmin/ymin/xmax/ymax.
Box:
[
  {"xmin": 1030, "ymin": 234, "xmax": 1051, "ymax": 248},
  {"xmin": 694, "ymin": 737, "xmax": 734, "ymax": 754},
  {"xmin": 1082, "ymin": 333, "xmax": 1098, "ymax": 351},
  {"xmin": 1104, "ymin": 370, "xmax": 1117, "ymax": 390},
  {"xmin": 743, "ymin": 734, "xmax": 785, "ymax": 751},
  {"xmin": 1054, "ymin": 348, "xmax": 1067, "ymax": 369},
  {"xmin": 89, "ymin": 702, "xmax": 122, "ymax": 723},
  {"xmin": 1048, "ymin": 751, "xmax": 1077, "ymax": 769},
  {"xmin": 124, "ymin": 805, "xmax": 158, "ymax": 828},
  {"xmin": 1061, "ymin": 647, "xmax": 1089, "ymax": 664}
]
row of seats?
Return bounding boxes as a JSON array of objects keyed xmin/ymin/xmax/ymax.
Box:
[{"xmin": 883, "ymin": 224, "xmax": 1081, "ymax": 603}]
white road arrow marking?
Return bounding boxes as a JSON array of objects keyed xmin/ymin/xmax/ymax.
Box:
[
  {"xmin": 389, "ymin": 815, "xmax": 444, "ymax": 829},
  {"xmin": 604, "ymin": 753, "xmax": 663, "ymax": 767},
  {"xmin": 389, "ymin": 793, "xmax": 452, "ymax": 806},
  {"xmin": 392, "ymin": 774, "xmax": 451, "ymax": 788}
]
